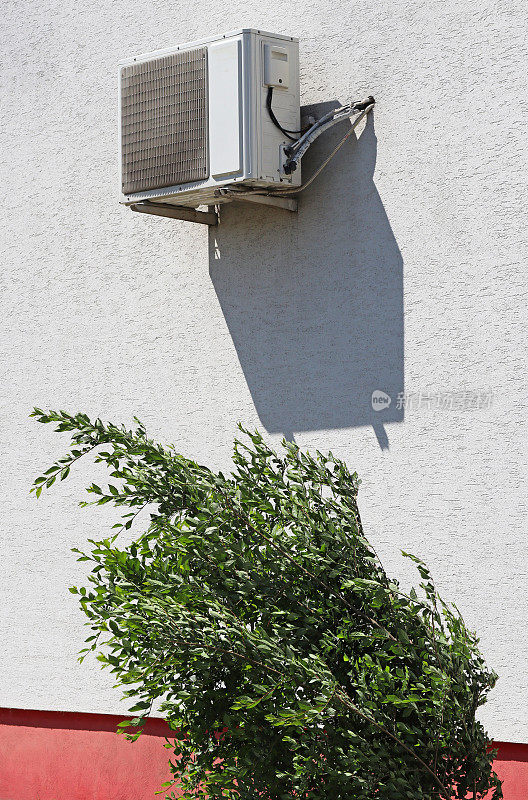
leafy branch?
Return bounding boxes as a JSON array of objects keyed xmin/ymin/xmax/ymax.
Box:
[{"xmin": 31, "ymin": 408, "xmax": 502, "ymax": 800}]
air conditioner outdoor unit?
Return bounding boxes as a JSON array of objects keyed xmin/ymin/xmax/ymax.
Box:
[{"xmin": 118, "ymin": 29, "xmax": 301, "ymax": 211}]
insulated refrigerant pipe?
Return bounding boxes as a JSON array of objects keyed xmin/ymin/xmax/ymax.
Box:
[
  {"xmin": 284, "ymin": 96, "xmax": 375, "ymax": 167},
  {"xmin": 280, "ymin": 97, "xmax": 375, "ymax": 181},
  {"xmin": 216, "ymin": 98, "xmax": 375, "ymax": 201}
]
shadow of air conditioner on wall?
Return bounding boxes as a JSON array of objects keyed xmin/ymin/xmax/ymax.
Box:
[{"xmin": 209, "ymin": 109, "xmax": 404, "ymax": 450}]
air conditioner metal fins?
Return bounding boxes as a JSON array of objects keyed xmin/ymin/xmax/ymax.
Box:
[{"xmin": 120, "ymin": 48, "xmax": 208, "ymax": 194}]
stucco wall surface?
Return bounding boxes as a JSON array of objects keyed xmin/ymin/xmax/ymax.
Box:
[{"xmin": 1, "ymin": 0, "xmax": 526, "ymax": 743}]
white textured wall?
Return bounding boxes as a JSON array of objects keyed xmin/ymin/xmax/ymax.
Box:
[{"xmin": 1, "ymin": 0, "xmax": 527, "ymax": 743}]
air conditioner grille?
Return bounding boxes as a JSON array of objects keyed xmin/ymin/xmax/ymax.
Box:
[{"xmin": 121, "ymin": 48, "xmax": 208, "ymax": 195}]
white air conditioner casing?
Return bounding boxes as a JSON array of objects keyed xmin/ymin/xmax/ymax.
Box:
[{"xmin": 119, "ymin": 29, "xmax": 301, "ymax": 208}]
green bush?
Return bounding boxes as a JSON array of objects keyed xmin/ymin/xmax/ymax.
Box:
[{"xmin": 32, "ymin": 409, "xmax": 502, "ymax": 800}]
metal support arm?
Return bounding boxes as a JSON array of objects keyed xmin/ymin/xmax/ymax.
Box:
[
  {"xmin": 231, "ymin": 194, "xmax": 298, "ymax": 212},
  {"xmin": 130, "ymin": 201, "xmax": 218, "ymax": 226}
]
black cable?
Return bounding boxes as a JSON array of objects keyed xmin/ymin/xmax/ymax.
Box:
[{"xmin": 266, "ymin": 87, "xmax": 302, "ymax": 141}]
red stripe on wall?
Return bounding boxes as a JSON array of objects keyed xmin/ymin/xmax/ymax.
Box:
[
  {"xmin": 0, "ymin": 707, "xmax": 175, "ymax": 800},
  {"xmin": 0, "ymin": 707, "xmax": 527, "ymax": 800},
  {"xmin": 491, "ymin": 742, "xmax": 528, "ymax": 800}
]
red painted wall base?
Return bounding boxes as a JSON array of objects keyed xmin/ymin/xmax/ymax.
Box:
[
  {"xmin": 1, "ymin": 707, "xmax": 527, "ymax": 800},
  {"xmin": 0, "ymin": 708, "xmax": 173, "ymax": 800}
]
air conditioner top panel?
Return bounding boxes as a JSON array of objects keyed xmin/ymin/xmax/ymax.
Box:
[{"xmin": 118, "ymin": 29, "xmax": 298, "ymax": 67}]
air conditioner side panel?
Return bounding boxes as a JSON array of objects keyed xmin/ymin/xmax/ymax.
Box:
[
  {"xmin": 208, "ymin": 39, "xmax": 243, "ymax": 178},
  {"xmin": 257, "ymin": 35, "xmax": 300, "ymax": 186}
]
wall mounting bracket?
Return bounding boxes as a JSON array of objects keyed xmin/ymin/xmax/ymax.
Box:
[
  {"xmin": 214, "ymin": 190, "xmax": 298, "ymax": 212},
  {"xmin": 232, "ymin": 194, "xmax": 298, "ymax": 212},
  {"xmin": 130, "ymin": 201, "xmax": 218, "ymax": 226}
]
